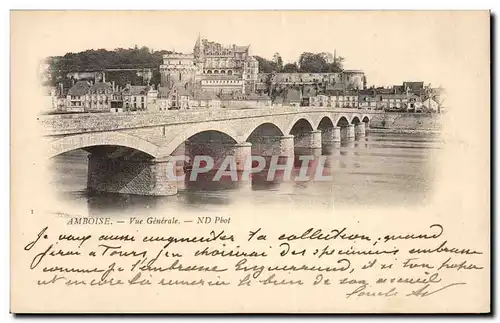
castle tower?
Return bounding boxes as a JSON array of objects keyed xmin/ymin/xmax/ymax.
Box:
[
  {"xmin": 193, "ymin": 33, "xmax": 205, "ymax": 70},
  {"xmin": 159, "ymin": 53, "xmax": 198, "ymax": 90}
]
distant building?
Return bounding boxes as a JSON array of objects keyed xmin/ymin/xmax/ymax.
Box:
[
  {"xmin": 309, "ymin": 94, "xmax": 329, "ymax": 107},
  {"xmin": 422, "ymin": 97, "xmax": 439, "ymax": 112},
  {"xmin": 66, "ymin": 80, "xmax": 116, "ymax": 112},
  {"xmin": 358, "ymin": 89, "xmax": 379, "ymax": 110},
  {"xmin": 159, "ymin": 36, "xmax": 259, "ymax": 96},
  {"xmin": 341, "ymin": 70, "xmax": 365, "ymax": 90},
  {"xmin": 121, "ymin": 84, "xmax": 157, "ymax": 111},
  {"xmin": 88, "ymin": 82, "xmax": 113, "ymax": 112},
  {"xmin": 403, "ymin": 81, "xmax": 425, "ymax": 96},
  {"xmin": 66, "ymin": 81, "xmax": 91, "ymax": 112}
]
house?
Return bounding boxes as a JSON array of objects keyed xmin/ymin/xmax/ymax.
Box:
[
  {"xmin": 162, "ymin": 84, "xmax": 192, "ymax": 110},
  {"xmin": 380, "ymin": 94, "xmax": 410, "ymax": 111},
  {"xmin": 66, "ymin": 81, "xmax": 91, "ymax": 112},
  {"xmin": 88, "ymin": 82, "xmax": 113, "ymax": 112},
  {"xmin": 403, "ymin": 81, "xmax": 425, "ymax": 96},
  {"xmin": 121, "ymin": 85, "xmax": 149, "ymax": 111},
  {"xmin": 421, "ymin": 97, "xmax": 439, "ymax": 112},
  {"xmin": 309, "ymin": 94, "xmax": 329, "ymax": 107},
  {"xmin": 358, "ymin": 89, "xmax": 379, "ymax": 110},
  {"xmin": 153, "ymin": 86, "xmax": 171, "ymax": 111},
  {"xmin": 327, "ymin": 90, "xmax": 359, "ymax": 108}
]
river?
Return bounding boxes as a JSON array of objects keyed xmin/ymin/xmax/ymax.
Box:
[{"xmin": 49, "ymin": 132, "xmax": 443, "ymax": 217}]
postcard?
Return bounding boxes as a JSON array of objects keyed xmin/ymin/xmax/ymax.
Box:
[{"xmin": 10, "ymin": 10, "xmax": 490, "ymax": 313}]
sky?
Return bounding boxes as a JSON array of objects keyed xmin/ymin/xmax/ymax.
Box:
[{"xmin": 12, "ymin": 11, "xmax": 489, "ymax": 89}]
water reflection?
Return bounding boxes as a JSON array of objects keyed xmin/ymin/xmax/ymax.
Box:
[{"xmin": 49, "ymin": 132, "xmax": 442, "ymax": 215}]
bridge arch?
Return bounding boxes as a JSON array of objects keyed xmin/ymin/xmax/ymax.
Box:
[
  {"xmin": 317, "ymin": 116, "xmax": 334, "ymax": 130},
  {"xmin": 335, "ymin": 116, "xmax": 350, "ymax": 127},
  {"xmin": 246, "ymin": 122, "xmax": 284, "ymax": 142},
  {"xmin": 158, "ymin": 123, "xmax": 240, "ymax": 157},
  {"xmin": 284, "ymin": 117, "xmax": 315, "ymax": 135},
  {"xmin": 351, "ymin": 116, "xmax": 362, "ymax": 125},
  {"xmin": 48, "ymin": 132, "xmax": 160, "ymax": 158}
]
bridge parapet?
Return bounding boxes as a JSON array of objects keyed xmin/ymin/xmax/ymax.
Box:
[{"xmin": 40, "ymin": 107, "xmax": 381, "ymax": 137}]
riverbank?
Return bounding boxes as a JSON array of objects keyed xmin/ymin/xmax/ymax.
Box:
[
  {"xmin": 368, "ymin": 128, "xmax": 441, "ymax": 135},
  {"xmin": 368, "ymin": 112, "xmax": 442, "ymax": 134}
]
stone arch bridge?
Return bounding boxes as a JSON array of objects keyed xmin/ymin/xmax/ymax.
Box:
[{"xmin": 41, "ymin": 107, "xmax": 381, "ymax": 196}]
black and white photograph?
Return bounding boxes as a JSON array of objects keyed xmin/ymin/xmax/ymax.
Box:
[{"xmin": 10, "ymin": 10, "xmax": 490, "ymax": 314}]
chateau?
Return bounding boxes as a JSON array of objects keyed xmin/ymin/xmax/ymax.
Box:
[
  {"xmin": 53, "ymin": 37, "xmax": 442, "ymax": 113},
  {"xmin": 159, "ymin": 35, "xmax": 259, "ymax": 96}
]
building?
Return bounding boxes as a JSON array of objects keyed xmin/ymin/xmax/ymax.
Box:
[
  {"xmin": 88, "ymin": 82, "xmax": 113, "ymax": 112},
  {"xmin": 403, "ymin": 81, "xmax": 425, "ymax": 96},
  {"xmin": 421, "ymin": 97, "xmax": 438, "ymax": 112},
  {"xmin": 358, "ymin": 90, "xmax": 379, "ymax": 110},
  {"xmin": 194, "ymin": 36, "xmax": 259, "ymax": 94},
  {"xmin": 341, "ymin": 70, "xmax": 365, "ymax": 90},
  {"xmin": 66, "ymin": 81, "xmax": 116, "ymax": 112},
  {"xmin": 326, "ymin": 90, "xmax": 359, "ymax": 108},
  {"xmin": 121, "ymin": 84, "xmax": 158, "ymax": 111},
  {"xmin": 309, "ymin": 94, "xmax": 329, "ymax": 107},
  {"xmin": 159, "ymin": 35, "xmax": 259, "ymax": 96},
  {"xmin": 254, "ymin": 70, "xmax": 365, "ymax": 94},
  {"xmin": 164, "ymin": 84, "xmax": 191, "ymax": 110},
  {"xmin": 66, "ymin": 81, "xmax": 91, "ymax": 112},
  {"xmin": 159, "ymin": 53, "xmax": 198, "ymax": 92}
]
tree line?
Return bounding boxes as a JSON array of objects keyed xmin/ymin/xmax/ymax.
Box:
[
  {"xmin": 254, "ymin": 52, "xmax": 344, "ymax": 74},
  {"xmin": 43, "ymin": 47, "xmax": 345, "ymax": 88},
  {"xmin": 44, "ymin": 45, "xmax": 171, "ymax": 87}
]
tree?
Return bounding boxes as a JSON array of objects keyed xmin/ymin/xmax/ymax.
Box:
[
  {"xmin": 282, "ymin": 63, "xmax": 299, "ymax": 73},
  {"xmin": 255, "ymin": 56, "xmax": 281, "ymax": 73},
  {"xmin": 332, "ymin": 56, "xmax": 345, "ymax": 71},
  {"xmin": 272, "ymin": 52, "xmax": 283, "ymax": 72},
  {"xmin": 298, "ymin": 52, "xmax": 329, "ymax": 73},
  {"xmin": 45, "ymin": 47, "xmax": 174, "ymax": 88}
]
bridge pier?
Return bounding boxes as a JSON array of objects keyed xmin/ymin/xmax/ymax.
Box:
[
  {"xmin": 234, "ymin": 142, "xmax": 252, "ymax": 172},
  {"xmin": 340, "ymin": 124, "xmax": 355, "ymax": 141},
  {"xmin": 251, "ymin": 135, "xmax": 295, "ymax": 158},
  {"xmin": 279, "ymin": 135, "xmax": 295, "ymax": 157},
  {"xmin": 171, "ymin": 142, "xmax": 186, "ymax": 190},
  {"xmin": 322, "ymin": 127, "xmax": 341, "ymax": 146},
  {"xmin": 294, "ymin": 130, "xmax": 322, "ymax": 150},
  {"xmin": 355, "ymin": 123, "xmax": 366, "ymax": 138},
  {"xmin": 87, "ymin": 153, "xmax": 178, "ymax": 196}
]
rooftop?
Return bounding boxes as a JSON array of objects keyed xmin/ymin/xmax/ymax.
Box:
[
  {"xmin": 90, "ymin": 82, "xmax": 112, "ymax": 93},
  {"xmin": 122, "ymin": 85, "xmax": 149, "ymax": 96},
  {"xmin": 68, "ymin": 81, "xmax": 91, "ymax": 96}
]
